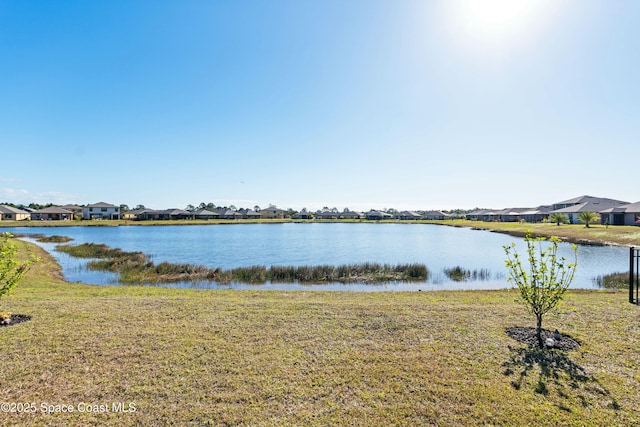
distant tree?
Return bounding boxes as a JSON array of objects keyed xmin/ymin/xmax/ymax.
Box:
[
  {"xmin": 504, "ymin": 233, "xmax": 578, "ymax": 348},
  {"xmin": 134, "ymin": 204, "xmax": 146, "ymax": 211},
  {"xmin": 120, "ymin": 204, "xmax": 130, "ymax": 213},
  {"xmin": 229, "ymin": 205, "xmax": 237, "ymax": 211},
  {"xmin": 254, "ymin": 205, "xmax": 261, "ymax": 212},
  {"xmin": 548, "ymin": 213, "xmax": 569, "ymax": 226},
  {"xmin": 185, "ymin": 204, "xmax": 196, "ymax": 212},
  {"xmin": 578, "ymin": 211, "xmax": 599, "ymax": 228}
]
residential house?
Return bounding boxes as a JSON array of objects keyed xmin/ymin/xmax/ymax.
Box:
[
  {"xmin": 194, "ymin": 209, "xmax": 220, "ymax": 220},
  {"xmin": 423, "ymin": 210, "xmax": 451, "ymax": 220},
  {"xmin": 466, "ymin": 205, "xmax": 552, "ymax": 223},
  {"xmin": 158, "ymin": 209, "xmax": 193, "ymax": 220},
  {"xmin": 365, "ymin": 210, "xmax": 394, "ymax": 221},
  {"xmin": 239, "ymin": 209, "xmax": 261, "ymax": 220},
  {"xmin": 121, "ymin": 209, "xmax": 153, "ymax": 220},
  {"xmin": 396, "ymin": 211, "xmax": 423, "ymax": 220},
  {"xmin": 32, "ymin": 207, "xmax": 73, "ymax": 221},
  {"xmin": 61, "ymin": 204, "xmax": 83, "ymax": 219},
  {"xmin": 465, "ymin": 209, "xmax": 495, "ymax": 221},
  {"xmin": 340, "ymin": 210, "xmax": 363, "ymax": 220},
  {"xmin": 293, "ymin": 209, "xmax": 313, "ymax": 220},
  {"xmin": 520, "ymin": 205, "xmax": 553, "ymax": 223},
  {"xmin": 216, "ymin": 209, "xmax": 243, "ymax": 220},
  {"xmin": 260, "ymin": 207, "xmax": 287, "ymax": 219},
  {"xmin": 600, "ymin": 201, "xmax": 640, "ymax": 226},
  {"xmin": 83, "ymin": 202, "xmax": 120, "ymax": 220},
  {"xmin": 0, "ymin": 205, "xmax": 31, "ymax": 221},
  {"xmin": 315, "ymin": 210, "xmax": 339, "ymax": 220},
  {"xmin": 550, "ymin": 195, "xmax": 629, "ymax": 224}
]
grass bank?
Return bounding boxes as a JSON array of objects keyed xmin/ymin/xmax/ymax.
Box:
[
  {"xmin": 0, "ymin": 240, "xmax": 638, "ymax": 426},
  {"xmin": 427, "ymin": 219, "xmax": 640, "ymax": 247}
]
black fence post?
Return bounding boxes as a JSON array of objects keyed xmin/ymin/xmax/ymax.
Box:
[{"xmin": 631, "ymin": 247, "xmax": 638, "ymax": 305}]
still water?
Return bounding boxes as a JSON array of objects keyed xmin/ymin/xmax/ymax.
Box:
[{"xmin": 5, "ymin": 223, "xmax": 630, "ymax": 291}]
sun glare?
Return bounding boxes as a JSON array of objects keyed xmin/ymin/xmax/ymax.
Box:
[{"xmin": 442, "ymin": 0, "xmax": 554, "ymax": 54}]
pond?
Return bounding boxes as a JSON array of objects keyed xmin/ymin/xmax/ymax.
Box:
[{"xmin": 4, "ymin": 223, "xmax": 630, "ymax": 291}]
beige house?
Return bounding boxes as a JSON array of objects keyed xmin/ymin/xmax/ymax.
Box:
[
  {"xmin": 260, "ymin": 207, "xmax": 288, "ymax": 219},
  {"xmin": 0, "ymin": 205, "xmax": 31, "ymax": 221}
]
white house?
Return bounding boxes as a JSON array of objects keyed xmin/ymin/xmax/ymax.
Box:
[{"xmin": 83, "ymin": 202, "xmax": 120, "ymax": 220}]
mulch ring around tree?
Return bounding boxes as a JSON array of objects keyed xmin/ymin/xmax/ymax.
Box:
[
  {"xmin": 0, "ymin": 315, "xmax": 31, "ymax": 328},
  {"xmin": 505, "ymin": 327, "xmax": 581, "ymax": 351}
]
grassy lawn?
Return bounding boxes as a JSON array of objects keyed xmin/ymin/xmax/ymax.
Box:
[
  {"xmin": 0, "ymin": 241, "xmax": 639, "ymax": 426},
  {"xmin": 430, "ymin": 219, "xmax": 640, "ymax": 247}
]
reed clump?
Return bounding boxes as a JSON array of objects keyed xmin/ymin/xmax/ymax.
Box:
[
  {"xmin": 230, "ymin": 263, "xmax": 428, "ymax": 284},
  {"xmin": 14, "ymin": 233, "xmax": 74, "ymax": 243},
  {"xmin": 57, "ymin": 243, "xmax": 218, "ymax": 284},
  {"xmin": 56, "ymin": 243, "xmax": 429, "ymax": 285},
  {"xmin": 592, "ymin": 272, "xmax": 628, "ymax": 289},
  {"xmin": 443, "ymin": 266, "xmax": 493, "ymax": 282}
]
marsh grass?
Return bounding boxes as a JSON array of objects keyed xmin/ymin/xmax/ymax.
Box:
[
  {"xmin": 443, "ymin": 266, "xmax": 493, "ymax": 282},
  {"xmin": 266, "ymin": 263, "xmax": 428, "ymax": 283},
  {"xmin": 592, "ymin": 272, "xmax": 629, "ymax": 289},
  {"xmin": 2, "ymin": 240, "xmax": 638, "ymax": 426},
  {"xmin": 12, "ymin": 233, "xmax": 74, "ymax": 243},
  {"xmin": 56, "ymin": 243, "xmax": 428, "ymax": 285}
]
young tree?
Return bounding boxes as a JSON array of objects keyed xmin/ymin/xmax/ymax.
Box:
[
  {"xmin": 548, "ymin": 213, "xmax": 569, "ymax": 226},
  {"xmin": 1, "ymin": 233, "xmax": 36, "ymax": 320},
  {"xmin": 578, "ymin": 211, "xmax": 599, "ymax": 228},
  {"xmin": 504, "ymin": 233, "xmax": 578, "ymax": 348}
]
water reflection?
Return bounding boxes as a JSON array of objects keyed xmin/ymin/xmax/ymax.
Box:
[{"xmin": 10, "ymin": 224, "xmax": 630, "ymax": 292}]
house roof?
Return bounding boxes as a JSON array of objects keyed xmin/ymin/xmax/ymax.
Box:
[
  {"xmin": 239, "ymin": 209, "xmax": 261, "ymax": 216},
  {"xmin": 216, "ymin": 209, "xmax": 243, "ymax": 216},
  {"xmin": 553, "ymin": 195, "xmax": 629, "ymax": 208},
  {"xmin": 85, "ymin": 202, "xmax": 118, "ymax": 208},
  {"xmin": 551, "ymin": 198, "xmax": 629, "ymax": 214},
  {"xmin": 194, "ymin": 209, "xmax": 219, "ymax": 216},
  {"xmin": 161, "ymin": 209, "xmax": 191, "ymax": 215},
  {"xmin": 61, "ymin": 204, "xmax": 82, "ymax": 210},
  {"xmin": 366, "ymin": 210, "xmax": 393, "ymax": 217},
  {"xmin": 125, "ymin": 208, "xmax": 156, "ymax": 214},
  {"xmin": 0, "ymin": 205, "xmax": 30, "ymax": 215},
  {"xmin": 600, "ymin": 201, "xmax": 640, "ymax": 214},
  {"xmin": 398, "ymin": 211, "xmax": 423, "ymax": 218},
  {"xmin": 423, "ymin": 210, "xmax": 448, "ymax": 215},
  {"xmin": 37, "ymin": 207, "xmax": 73, "ymax": 214}
]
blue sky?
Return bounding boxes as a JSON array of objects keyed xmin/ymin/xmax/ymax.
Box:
[{"xmin": 1, "ymin": 0, "xmax": 638, "ymax": 211}]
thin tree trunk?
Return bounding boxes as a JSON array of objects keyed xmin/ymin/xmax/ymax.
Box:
[{"xmin": 536, "ymin": 314, "xmax": 543, "ymax": 348}]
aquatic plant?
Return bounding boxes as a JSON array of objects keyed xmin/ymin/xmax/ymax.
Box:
[
  {"xmin": 57, "ymin": 243, "xmax": 429, "ymax": 285},
  {"xmin": 592, "ymin": 272, "xmax": 628, "ymax": 289},
  {"xmin": 443, "ymin": 266, "xmax": 493, "ymax": 282}
]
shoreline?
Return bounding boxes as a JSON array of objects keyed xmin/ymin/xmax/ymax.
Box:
[{"xmin": 3, "ymin": 218, "xmax": 640, "ymax": 247}]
